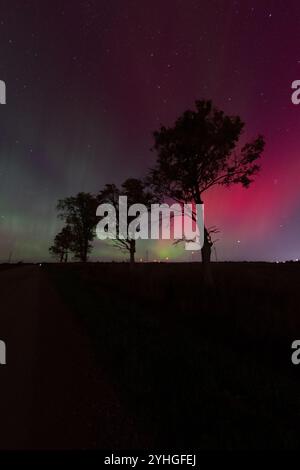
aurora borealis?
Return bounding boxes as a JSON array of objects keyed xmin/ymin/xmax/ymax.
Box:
[{"xmin": 0, "ymin": 0, "xmax": 300, "ymax": 262}]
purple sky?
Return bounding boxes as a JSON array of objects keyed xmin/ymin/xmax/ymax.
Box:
[{"xmin": 0, "ymin": 0, "xmax": 299, "ymax": 262}]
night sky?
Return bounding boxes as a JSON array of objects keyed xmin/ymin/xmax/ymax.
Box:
[{"xmin": 0, "ymin": 0, "xmax": 300, "ymax": 262}]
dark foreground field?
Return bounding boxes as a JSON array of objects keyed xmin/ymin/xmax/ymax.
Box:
[
  {"xmin": 44, "ymin": 261, "xmax": 300, "ymax": 450},
  {"xmin": 0, "ymin": 261, "xmax": 299, "ymax": 449}
]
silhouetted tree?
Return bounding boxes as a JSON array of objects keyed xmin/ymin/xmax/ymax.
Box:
[
  {"xmin": 149, "ymin": 100, "xmax": 265, "ymax": 285},
  {"xmin": 97, "ymin": 178, "xmax": 156, "ymax": 264},
  {"xmin": 56, "ymin": 192, "xmax": 97, "ymax": 262},
  {"xmin": 49, "ymin": 225, "xmax": 74, "ymax": 262}
]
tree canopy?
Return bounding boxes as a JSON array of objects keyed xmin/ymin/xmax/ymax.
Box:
[
  {"xmin": 56, "ymin": 192, "xmax": 98, "ymax": 262},
  {"xmin": 149, "ymin": 100, "xmax": 265, "ymax": 205}
]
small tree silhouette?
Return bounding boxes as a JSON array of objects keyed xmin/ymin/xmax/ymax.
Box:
[
  {"xmin": 97, "ymin": 178, "xmax": 156, "ymax": 264},
  {"xmin": 56, "ymin": 192, "xmax": 98, "ymax": 262},
  {"xmin": 49, "ymin": 225, "xmax": 74, "ymax": 262},
  {"xmin": 149, "ymin": 100, "xmax": 265, "ymax": 285}
]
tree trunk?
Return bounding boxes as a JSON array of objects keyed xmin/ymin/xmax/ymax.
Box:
[
  {"xmin": 129, "ymin": 240, "xmax": 136, "ymax": 265},
  {"xmin": 201, "ymin": 227, "xmax": 213, "ymax": 287},
  {"xmin": 82, "ymin": 240, "xmax": 88, "ymax": 262}
]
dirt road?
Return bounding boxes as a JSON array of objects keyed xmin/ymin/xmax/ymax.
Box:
[{"xmin": 0, "ymin": 266, "xmax": 135, "ymax": 449}]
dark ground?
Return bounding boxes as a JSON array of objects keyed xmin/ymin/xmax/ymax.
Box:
[{"xmin": 0, "ymin": 262, "xmax": 300, "ymax": 449}]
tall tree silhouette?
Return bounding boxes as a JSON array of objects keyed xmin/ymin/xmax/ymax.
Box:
[
  {"xmin": 56, "ymin": 192, "xmax": 97, "ymax": 262},
  {"xmin": 149, "ymin": 100, "xmax": 265, "ymax": 285},
  {"xmin": 49, "ymin": 225, "xmax": 74, "ymax": 262},
  {"xmin": 97, "ymin": 178, "xmax": 156, "ymax": 264}
]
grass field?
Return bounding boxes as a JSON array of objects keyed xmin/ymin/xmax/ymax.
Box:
[{"xmin": 46, "ymin": 261, "xmax": 300, "ymax": 449}]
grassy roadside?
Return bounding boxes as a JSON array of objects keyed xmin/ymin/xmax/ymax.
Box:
[{"xmin": 46, "ymin": 262, "xmax": 300, "ymax": 449}]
